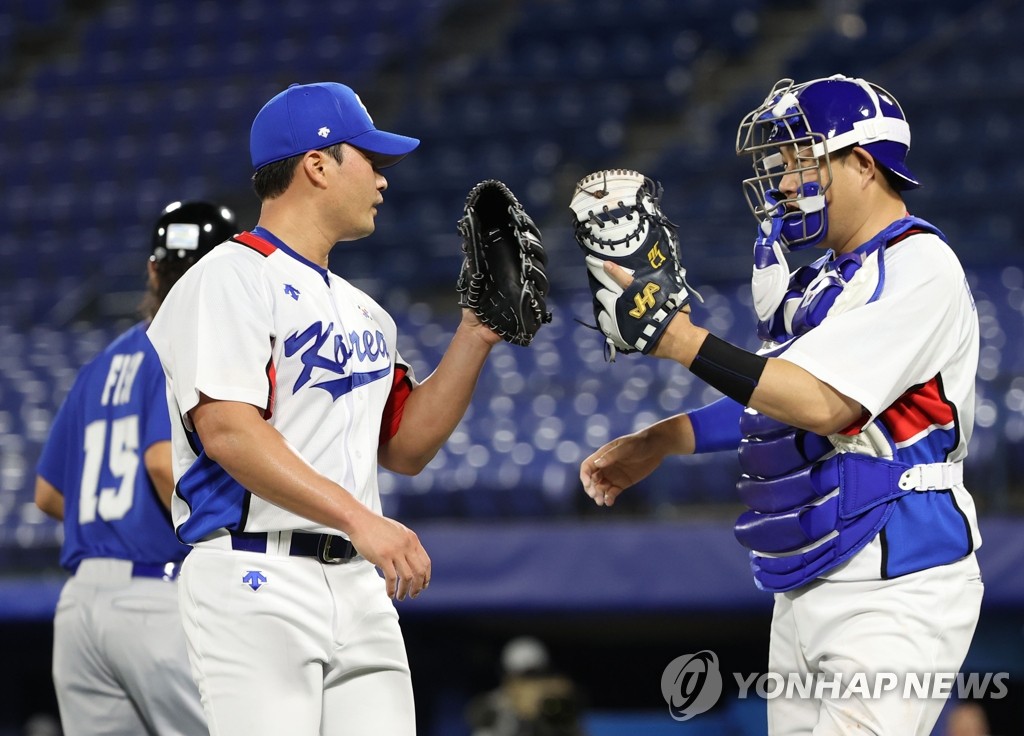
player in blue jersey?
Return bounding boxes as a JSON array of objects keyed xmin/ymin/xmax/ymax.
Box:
[
  {"xmin": 35, "ymin": 200, "xmax": 236, "ymax": 736},
  {"xmin": 580, "ymin": 75, "xmax": 983, "ymax": 735}
]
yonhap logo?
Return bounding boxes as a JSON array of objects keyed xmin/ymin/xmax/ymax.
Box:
[{"xmin": 661, "ymin": 650, "xmax": 723, "ymax": 721}]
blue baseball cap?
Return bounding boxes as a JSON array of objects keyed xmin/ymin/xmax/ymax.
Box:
[{"xmin": 250, "ymin": 82, "xmax": 419, "ymax": 170}]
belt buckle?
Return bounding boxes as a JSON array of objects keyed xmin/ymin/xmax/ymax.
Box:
[{"xmin": 316, "ymin": 534, "xmax": 348, "ymax": 564}]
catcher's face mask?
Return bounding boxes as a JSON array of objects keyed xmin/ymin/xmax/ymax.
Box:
[{"xmin": 736, "ymin": 75, "xmax": 919, "ymax": 251}]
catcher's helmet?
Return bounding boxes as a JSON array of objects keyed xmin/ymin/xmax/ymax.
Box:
[
  {"xmin": 151, "ymin": 200, "xmax": 236, "ymax": 263},
  {"xmin": 736, "ymin": 75, "xmax": 918, "ymax": 250}
]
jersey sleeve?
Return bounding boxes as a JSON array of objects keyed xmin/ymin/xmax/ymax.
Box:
[
  {"xmin": 36, "ymin": 375, "xmax": 83, "ymax": 492},
  {"xmin": 378, "ymin": 365, "xmax": 413, "ymax": 444},
  {"xmin": 378, "ymin": 347, "xmax": 419, "ymax": 445},
  {"xmin": 777, "ymin": 237, "xmax": 973, "ymax": 420},
  {"xmin": 148, "ymin": 249, "xmax": 275, "ymax": 428},
  {"xmin": 689, "ymin": 396, "xmax": 745, "ymax": 453},
  {"xmin": 139, "ymin": 338, "xmax": 172, "ymax": 451}
]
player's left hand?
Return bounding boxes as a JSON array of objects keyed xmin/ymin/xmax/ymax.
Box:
[
  {"xmin": 599, "ymin": 260, "xmax": 633, "ymax": 289},
  {"xmin": 598, "ymin": 258, "xmax": 695, "ymax": 299},
  {"xmin": 597, "ymin": 260, "xmax": 693, "ymax": 339},
  {"xmin": 455, "ymin": 179, "xmax": 552, "ymax": 347},
  {"xmin": 570, "ymin": 170, "xmax": 697, "ymax": 360},
  {"xmin": 459, "ymin": 306, "xmax": 504, "ymax": 347}
]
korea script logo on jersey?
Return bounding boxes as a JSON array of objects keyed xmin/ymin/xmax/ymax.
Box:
[{"xmin": 283, "ymin": 321, "xmax": 390, "ymax": 400}]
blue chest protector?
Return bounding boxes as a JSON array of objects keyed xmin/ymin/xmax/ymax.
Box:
[
  {"xmin": 735, "ymin": 217, "xmax": 969, "ymax": 592},
  {"xmin": 758, "ymin": 217, "xmax": 940, "ymax": 344}
]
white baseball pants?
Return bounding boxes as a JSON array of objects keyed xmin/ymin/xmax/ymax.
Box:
[
  {"xmin": 767, "ymin": 553, "xmax": 983, "ymax": 735},
  {"xmin": 52, "ymin": 558, "xmax": 206, "ymax": 736},
  {"xmin": 178, "ymin": 545, "xmax": 415, "ymax": 736}
]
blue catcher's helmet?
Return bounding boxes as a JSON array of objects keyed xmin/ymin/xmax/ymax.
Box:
[{"xmin": 736, "ymin": 74, "xmax": 919, "ymax": 250}]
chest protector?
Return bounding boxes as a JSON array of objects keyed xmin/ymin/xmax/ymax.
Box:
[{"xmin": 736, "ymin": 217, "xmax": 963, "ymax": 592}]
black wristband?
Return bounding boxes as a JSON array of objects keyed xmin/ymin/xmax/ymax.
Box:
[{"xmin": 689, "ymin": 334, "xmax": 768, "ymax": 406}]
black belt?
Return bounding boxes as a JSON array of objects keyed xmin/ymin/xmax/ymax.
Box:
[
  {"xmin": 230, "ymin": 531, "xmax": 357, "ymax": 564},
  {"xmin": 132, "ymin": 562, "xmax": 181, "ymax": 581}
]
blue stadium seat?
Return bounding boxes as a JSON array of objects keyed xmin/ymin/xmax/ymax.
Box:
[{"xmin": 1, "ymin": 0, "xmax": 1022, "ymax": 545}]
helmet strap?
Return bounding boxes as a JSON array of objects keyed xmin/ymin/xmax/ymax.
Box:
[{"xmin": 781, "ymin": 182, "xmax": 828, "ymax": 250}]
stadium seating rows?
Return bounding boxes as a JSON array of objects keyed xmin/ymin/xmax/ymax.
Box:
[
  {"xmin": 1, "ymin": 0, "xmax": 1022, "ymax": 553},
  {"xmin": 1, "ymin": 268, "xmax": 1021, "ymax": 546}
]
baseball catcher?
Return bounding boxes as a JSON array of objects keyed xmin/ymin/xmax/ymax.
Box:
[
  {"xmin": 577, "ymin": 75, "xmax": 984, "ymax": 736},
  {"xmin": 569, "ymin": 169, "xmax": 697, "ymax": 359},
  {"xmin": 456, "ymin": 179, "xmax": 552, "ymax": 346}
]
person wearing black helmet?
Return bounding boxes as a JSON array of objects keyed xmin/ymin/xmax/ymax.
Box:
[
  {"xmin": 142, "ymin": 200, "xmax": 237, "ymax": 319},
  {"xmin": 34, "ymin": 200, "xmax": 235, "ymax": 736}
]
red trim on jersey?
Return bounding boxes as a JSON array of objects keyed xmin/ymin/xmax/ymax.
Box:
[
  {"xmin": 838, "ymin": 409, "xmax": 870, "ymax": 436},
  {"xmin": 878, "ymin": 376, "xmax": 956, "ymax": 444},
  {"xmin": 379, "ymin": 366, "xmax": 413, "ymax": 444},
  {"xmin": 234, "ymin": 231, "xmax": 277, "ymax": 257},
  {"xmin": 884, "ymin": 220, "xmax": 925, "ymax": 251},
  {"xmin": 264, "ymin": 356, "xmax": 277, "ymax": 422}
]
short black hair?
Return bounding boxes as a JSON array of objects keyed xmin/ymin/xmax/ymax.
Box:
[
  {"xmin": 832, "ymin": 145, "xmax": 902, "ymax": 192},
  {"xmin": 251, "ymin": 143, "xmax": 345, "ymax": 200}
]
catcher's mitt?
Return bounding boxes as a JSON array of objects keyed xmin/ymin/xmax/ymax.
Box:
[
  {"xmin": 569, "ymin": 169, "xmax": 697, "ymax": 359},
  {"xmin": 456, "ymin": 180, "xmax": 552, "ymax": 346}
]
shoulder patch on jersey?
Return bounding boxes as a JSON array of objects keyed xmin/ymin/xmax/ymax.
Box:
[{"xmin": 233, "ymin": 231, "xmax": 277, "ymax": 257}]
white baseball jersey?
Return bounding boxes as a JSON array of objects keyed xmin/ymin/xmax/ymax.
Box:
[
  {"xmin": 749, "ymin": 227, "xmax": 985, "ymax": 736},
  {"xmin": 147, "ymin": 228, "xmax": 413, "ymax": 543},
  {"xmin": 776, "ymin": 230, "xmax": 981, "ymax": 584}
]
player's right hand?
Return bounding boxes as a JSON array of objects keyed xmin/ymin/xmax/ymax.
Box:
[
  {"xmin": 580, "ymin": 431, "xmax": 666, "ymax": 507},
  {"xmin": 347, "ymin": 511, "xmax": 431, "ymax": 601}
]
